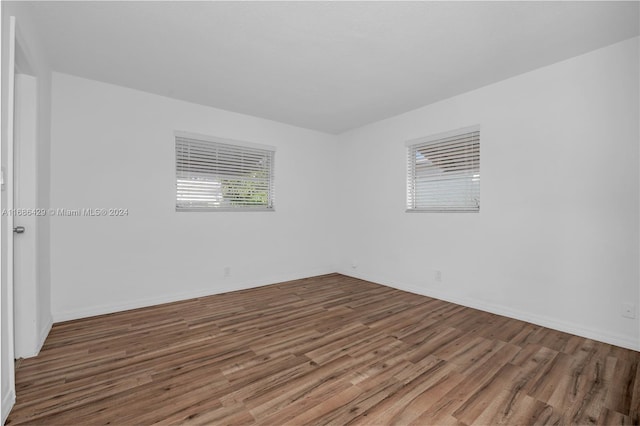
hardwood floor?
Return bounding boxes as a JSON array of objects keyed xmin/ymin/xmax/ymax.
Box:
[{"xmin": 7, "ymin": 273, "xmax": 640, "ymax": 425}]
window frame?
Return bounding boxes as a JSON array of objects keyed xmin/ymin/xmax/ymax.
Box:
[
  {"xmin": 405, "ymin": 125, "xmax": 480, "ymax": 213},
  {"xmin": 175, "ymin": 131, "xmax": 276, "ymax": 212}
]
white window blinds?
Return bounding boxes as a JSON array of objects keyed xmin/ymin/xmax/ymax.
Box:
[
  {"xmin": 406, "ymin": 126, "xmax": 480, "ymax": 212},
  {"xmin": 175, "ymin": 132, "xmax": 275, "ymax": 211}
]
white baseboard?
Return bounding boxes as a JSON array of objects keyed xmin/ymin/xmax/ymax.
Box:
[
  {"xmin": 52, "ymin": 267, "xmax": 337, "ymax": 323},
  {"xmin": 2, "ymin": 389, "xmax": 15, "ymax": 425},
  {"xmin": 50, "ymin": 267, "xmax": 639, "ymax": 352},
  {"xmin": 339, "ymin": 270, "xmax": 640, "ymax": 352}
]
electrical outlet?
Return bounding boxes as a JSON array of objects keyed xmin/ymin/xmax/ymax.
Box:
[
  {"xmin": 224, "ymin": 266, "xmax": 231, "ymax": 278},
  {"xmin": 435, "ymin": 270, "xmax": 442, "ymax": 282},
  {"xmin": 622, "ymin": 303, "xmax": 636, "ymax": 319}
]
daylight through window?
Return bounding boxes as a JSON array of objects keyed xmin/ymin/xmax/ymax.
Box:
[
  {"xmin": 175, "ymin": 132, "xmax": 275, "ymax": 211},
  {"xmin": 406, "ymin": 126, "xmax": 480, "ymax": 212}
]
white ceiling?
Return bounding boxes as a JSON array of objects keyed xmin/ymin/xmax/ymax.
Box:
[{"xmin": 26, "ymin": 1, "xmax": 640, "ymax": 134}]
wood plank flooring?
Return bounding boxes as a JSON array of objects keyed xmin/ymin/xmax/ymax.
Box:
[{"xmin": 6, "ymin": 273, "xmax": 640, "ymax": 425}]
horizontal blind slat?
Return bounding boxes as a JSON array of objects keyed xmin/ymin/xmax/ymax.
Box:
[
  {"xmin": 407, "ymin": 128, "xmax": 480, "ymax": 212},
  {"xmin": 176, "ymin": 134, "xmax": 275, "ymax": 210}
]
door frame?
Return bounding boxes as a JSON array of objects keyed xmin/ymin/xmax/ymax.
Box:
[
  {"xmin": 2, "ymin": 14, "xmax": 18, "ymax": 411},
  {"xmin": 13, "ymin": 22, "xmax": 39, "ymax": 360}
]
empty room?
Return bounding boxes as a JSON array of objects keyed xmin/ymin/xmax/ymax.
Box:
[{"xmin": 1, "ymin": 1, "xmax": 639, "ymax": 424}]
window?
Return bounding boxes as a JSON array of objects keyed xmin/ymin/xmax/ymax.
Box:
[
  {"xmin": 175, "ymin": 132, "xmax": 275, "ymax": 211},
  {"xmin": 406, "ymin": 126, "xmax": 480, "ymax": 212}
]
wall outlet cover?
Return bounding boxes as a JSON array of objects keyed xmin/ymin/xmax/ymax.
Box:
[{"xmin": 622, "ymin": 303, "xmax": 636, "ymax": 319}]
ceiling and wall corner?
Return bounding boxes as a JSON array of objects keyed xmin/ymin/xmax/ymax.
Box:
[{"xmin": 24, "ymin": 1, "xmax": 640, "ymax": 134}]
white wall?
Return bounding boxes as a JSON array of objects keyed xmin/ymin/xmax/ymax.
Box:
[
  {"xmin": 1, "ymin": 1, "xmax": 52, "ymax": 423},
  {"xmin": 50, "ymin": 73, "xmax": 338, "ymax": 321},
  {"xmin": 336, "ymin": 37, "xmax": 640, "ymax": 351}
]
